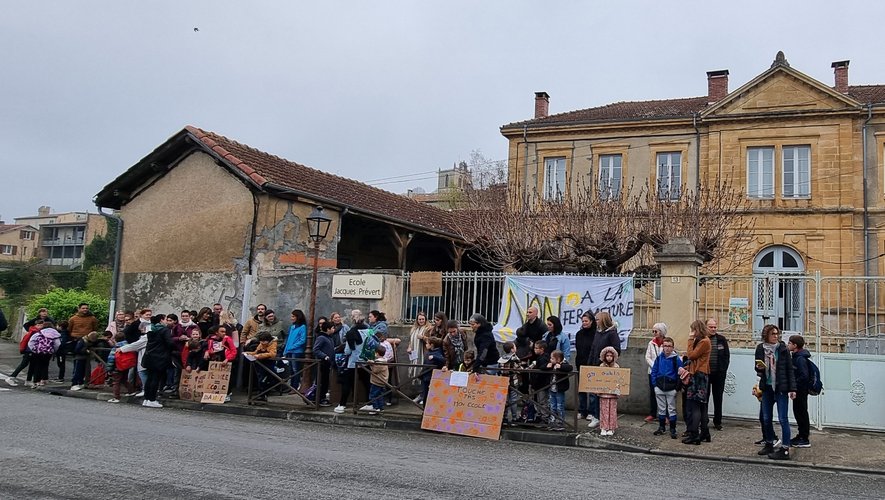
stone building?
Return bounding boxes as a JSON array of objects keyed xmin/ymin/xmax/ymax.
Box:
[
  {"xmin": 501, "ymin": 52, "xmax": 885, "ymax": 336},
  {"xmin": 94, "ymin": 126, "xmax": 471, "ymax": 319}
]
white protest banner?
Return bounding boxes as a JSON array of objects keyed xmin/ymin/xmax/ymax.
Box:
[{"xmin": 492, "ymin": 275, "xmax": 634, "ymax": 349}]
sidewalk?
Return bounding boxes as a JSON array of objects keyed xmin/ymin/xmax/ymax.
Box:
[{"xmin": 1, "ymin": 340, "xmax": 881, "ymax": 474}]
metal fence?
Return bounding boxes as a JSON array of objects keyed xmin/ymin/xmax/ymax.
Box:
[{"xmin": 401, "ymin": 271, "xmax": 885, "ymax": 355}]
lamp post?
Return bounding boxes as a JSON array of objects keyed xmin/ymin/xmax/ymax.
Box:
[{"xmin": 305, "ymin": 205, "xmax": 332, "ymax": 361}]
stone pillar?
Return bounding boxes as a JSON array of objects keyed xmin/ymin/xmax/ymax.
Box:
[{"xmin": 655, "ymin": 237, "xmax": 703, "ymax": 349}]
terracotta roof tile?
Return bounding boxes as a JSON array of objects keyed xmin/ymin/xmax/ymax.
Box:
[
  {"xmin": 184, "ymin": 126, "xmax": 459, "ymax": 237},
  {"xmin": 505, "ymin": 85, "xmax": 885, "ymax": 130}
]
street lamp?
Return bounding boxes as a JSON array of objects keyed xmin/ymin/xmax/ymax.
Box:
[{"xmin": 305, "ymin": 205, "xmax": 332, "ymax": 361}]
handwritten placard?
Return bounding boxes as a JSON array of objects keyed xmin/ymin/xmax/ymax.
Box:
[
  {"xmin": 178, "ymin": 362, "xmax": 232, "ymax": 402},
  {"xmin": 200, "ymin": 393, "xmax": 227, "ymax": 404},
  {"xmin": 410, "ymin": 272, "xmax": 443, "ymax": 297},
  {"xmin": 578, "ymin": 366, "xmax": 631, "ymax": 395},
  {"xmin": 421, "ymin": 370, "xmax": 508, "ymax": 441}
]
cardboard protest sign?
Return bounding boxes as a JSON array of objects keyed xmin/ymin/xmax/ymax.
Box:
[
  {"xmin": 421, "ymin": 369, "xmax": 508, "ymax": 441},
  {"xmin": 410, "ymin": 272, "xmax": 443, "ymax": 297},
  {"xmin": 178, "ymin": 361, "xmax": 231, "ymax": 403},
  {"xmin": 578, "ymin": 366, "xmax": 631, "ymax": 395}
]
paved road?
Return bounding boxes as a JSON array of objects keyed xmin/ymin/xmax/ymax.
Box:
[{"xmin": 0, "ymin": 389, "xmax": 882, "ymax": 499}]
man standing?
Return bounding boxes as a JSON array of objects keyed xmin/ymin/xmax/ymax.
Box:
[
  {"xmin": 518, "ymin": 306, "xmax": 547, "ymax": 346},
  {"xmin": 68, "ymin": 303, "xmax": 99, "ymax": 340},
  {"xmin": 707, "ymin": 317, "xmax": 730, "ymax": 430},
  {"xmin": 241, "ymin": 304, "xmax": 266, "ymax": 344}
]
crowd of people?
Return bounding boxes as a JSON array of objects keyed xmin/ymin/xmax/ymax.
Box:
[{"xmin": 4, "ymin": 302, "xmax": 816, "ymax": 460}]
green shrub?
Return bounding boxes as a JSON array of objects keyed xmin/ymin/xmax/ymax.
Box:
[
  {"xmin": 27, "ymin": 288, "xmax": 109, "ymax": 326},
  {"xmin": 85, "ymin": 267, "xmax": 113, "ymax": 298}
]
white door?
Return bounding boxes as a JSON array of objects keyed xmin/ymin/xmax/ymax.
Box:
[{"xmin": 752, "ymin": 246, "xmax": 805, "ymax": 337}]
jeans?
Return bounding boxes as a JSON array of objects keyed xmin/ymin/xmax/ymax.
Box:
[
  {"xmin": 505, "ymin": 389, "xmax": 520, "ymax": 421},
  {"xmin": 316, "ymin": 359, "xmax": 331, "ymax": 402},
  {"xmin": 549, "ymin": 391, "xmax": 565, "ymax": 424},
  {"xmin": 709, "ymin": 371, "xmax": 727, "ymax": 426},
  {"xmin": 369, "ymin": 384, "xmax": 385, "ymax": 410},
  {"xmin": 578, "ymin": 392, "xmax": 590, "ymax": 417},
  {"xmin": 761, "ymin": 389, "xmax": 791, "ymax": 447},
  {"xmin": 289, "ymin": 353, "xmax": 305, "ymax": 390},
  {"xmin": 339, "ymin": 368, "xmax": 355, "ymax": 407},
  {"xmin": 793, "ymin": 390, "xmax": 810, "ymax": 440},
  {"xmin": 10, "ymin": 353, "xmax": 32, "ymax": 379},
  {"xmin": 72, "ymin": 358, "xmax": 88, "ymax": 386},
  {"xmin": 589, "ymin": 393, "xmax": 600, "ymax": 419}
]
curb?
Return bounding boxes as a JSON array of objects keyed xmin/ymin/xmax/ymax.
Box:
[
  {"xmin": 17, "ymin": 384, "xmax": 885, "ymax": 475},
  {"xmin": 574, "ymin": 433, "xmax": 885, "ymax": 476}
]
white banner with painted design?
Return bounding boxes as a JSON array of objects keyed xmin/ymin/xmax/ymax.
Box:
[{"xmin": 492, "ymin": 275, "xmax": 634, "ymax": 349}]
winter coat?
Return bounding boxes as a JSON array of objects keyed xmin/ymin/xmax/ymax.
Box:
[
  {"xmin": 791, "ymin": 348, "xmax": 813, "ymax": 392},
  {"xmin": 123, "ymin": 321, "xmax": 142, "ymax": 344},
  {"xmin": 574, "ymin": 326, "xmax": 595, "ymax": 367},
  {"xmin": 473, "ymin": 322, "xmax": 500, "ymax": 368},
  {"xmin": 528, "ymin": 352, "xmax": 551, "ymax": 390},
  {"xmin": 645, "ymin": 339, "xmax": 663, "ymax": 374},
  {"xmin": 68, "ymin": 312, "xmax": 99, "ymax": 339},
  {"xmin": 142, "ymin": 327, "xmax": 174, "ymax": 371},
  {"xmin": 206, "ymin": 335, "xmax": 237, "ymax": 363},
  {"xmin": 313, "ymin": 333, "xmax": 335, "ymax": 361},
  {"xmin": 542, "ymin": 330, "xmax": 571, "ymax": 360},
  {"xmin": 709, "ymin": 333, "xmax": 731, "ymax": 375},
  {"xmin": 651, "ymin": 352, "xmax": 683, "ymax": 388},
  {"xmin": 518, "ymin": 318, "xmax": 547, "ymax": 347},
  {"xmin": 283, "ymin": 324, "xmax": 307, "ymax": 356},
  {"xmin": 241, "ymin": 315, "xmax": 263, "ymax": 343},
  {"xmin": 754, "ymin": 342, "xmax": 796, "ymax": 393},
  {"xmin": 686, "ymin": 337, "xmax": 711, "ymax": 375},
  {"xmin": 443, "ymin": 330, "xmax": 468, "ymax": 369},
  {"xmin": 369, "ymin": 359, "xmax": 389, "ymax": 387},
  {"xmin": 120, "ymin": 334, "xmax": 147, "ymax": 370},
  {"xmin": 590, "ymin": 327, "xmax": 621, "ymax": 367},
  {"xmin": 542, "ymin": 359, "xmax": 573, "ymax": 393}
]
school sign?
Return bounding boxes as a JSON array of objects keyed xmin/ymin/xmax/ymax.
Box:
[{"xmin": 492, "ymin": 275, "xmax": 634, "ymax": 348}]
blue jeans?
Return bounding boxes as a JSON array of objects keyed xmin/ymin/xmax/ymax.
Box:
[
  {"xmin": 589, "ymin": 393, "xmax": 600, "ymax": 419},
  {"xmin": 71, "ymin": 359, "xmax": 87, "ymax": 386},
  {"xmin": 549, "ymin": 391, "xmax": 566, "ymax": 424},
  {"xmin": 761, "ymin": 389, "xmax": 791, "ymax": 447},
  {"xmin": 369, "ymin": 384, "xmax": 385, "ymax": 410}
]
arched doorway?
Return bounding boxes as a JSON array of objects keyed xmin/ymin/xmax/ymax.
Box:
[{"xmin": 753, "ymin": 246, "xmax": 805, "ymax": 335}]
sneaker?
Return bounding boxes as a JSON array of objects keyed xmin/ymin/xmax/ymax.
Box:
[
  {"xmin": 792, "ymin": 438, "xmax": 811, "ymax": 448},
  {"xmin": 108, "ymin": 398, "xmax": 120, "ymax": 403},
  {"xmin": 54, "ymin": 378, "xmax": 65, "ymax": 383},
  {"xmin": 385, "ymin": 402, "xmax": 392, "ymax": 406},
  {"xmin": 653, "ymin": 428, "xmax": 666, "ymax": 436},
  {"xmin": 773, "ymin": 438, "xmax": 782, "ymax": 448},
  {"xmin": 587, "ymin": 416, "xmax": 600, "ymax": 429},
  {"xmin": 4, "ymin": 377, "xmax": 17, "ymax": 387},
  {"xmin": 586, "ymin": 414, "xmax": 593, "ymax": 421},
  {"xmin": 124, "ymin": 391, "xmax": 138, "ymax": 397},
  {"xmin": 144, "ymin": 400, "xmax": 163, "ymax": 408},
  {"xmin": 224, "ymin": 394, "xmax": 231, "ymax": 403},
  {"xmin": 142, "ymin": 400, "xmax": 149, "ymax": 407},
  {"xmin": 319, "ymin": 400, "xmax": 332, "ymax": 407},
  {"xmin": 135, "ymin": 391, "xmax": 145, "ymax": 397},
  {"xmin": 757, "ymin": 443, "xmax": 775, "ymax": 456},
  {"xmin": 359, "ymin": 404, "xmax": 375, "ymax": 412},
  {"xmin": 768, "ymin": 447, "xmax": 790, "ymax": 460},
  {"xmin": 754, "ymin": 438, "xmax": 767, "ymax": 445},
  {"xmin": 70, "ymin": 385, "xmax": 82, "ymax": 391},
  {"xmin": 333, "ymin": 405, "xmax": 346, "ymax": 413}
]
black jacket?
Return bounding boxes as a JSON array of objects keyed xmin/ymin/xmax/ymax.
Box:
[
  {"xmin": 143, "ymin": 327, "xmax": 174, "ymax": 371},
  {"xmin": 574, "ymin": 327, "xmax": 595, "ymax": 367},
  {"xmin": 709, "ymin": 334, "xmax": 731, "ymax": 374},
  {"xmin": 754, "ymin": 342, "xmax": 796, "ymax": 393},
  {"xmin": 791, "ymin": 348, "xmax": 812, "ymax": 392},
  {"xmin": 528, "ymin": 353, "xmax": 551, "ymax": 390},
  {"xmin": 473, "ymin": 322, "xmax": 500, "ymax": 368},
  {"xmin": 542, "ymin": 360, "xmax": 573, "ymax": 392},
  {"xmin": 590, "ymin": 327, "xmax": 620, "ymax": 367},
  {"xmin": 518, "ymin": 318, "xmax": 547, "ymax": 346},
  {"xmin": 313, "ymin": 333, "xmax": 335, "ymax": 361},
  {"xmin": 123, "ymin": 321, "xmax": 142, "ymax": 344}
]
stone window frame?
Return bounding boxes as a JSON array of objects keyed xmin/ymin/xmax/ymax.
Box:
[
  {"xmin": 781, "ymin": 145, "xmax": 812, "ymax": 199},
  {"xmin": 542, "ymin": 156, "xmax": 567, "ymax": 202}
]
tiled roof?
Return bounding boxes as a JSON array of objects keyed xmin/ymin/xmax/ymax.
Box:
[
  {"xmin": 503, "ymin": 96, "xmax": 710, "ymax": 129},
  {"xmin": 504, "ymin": 85, "xmax": 885, "ymax": 130},
  {"xmin": 185, "ymin": 126, "xmax": 460, "ymax": 238}
]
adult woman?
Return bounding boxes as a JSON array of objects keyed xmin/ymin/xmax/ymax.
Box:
[
  {"xmin": 284, "ymin": 309, "xmax": 307, "ymax": 391},
  {"xmin": 680, "ymin": 319, "xmax": 711, "ymax": 445},
  {"xmin": 430, "ymin": 312, "xmax": 447, "ymax": 340},
  {"xmin": 407, "ymin": 312, "xmax": 432, "ymax": 383},
  {"xmin": 196, "ymin": 307, "xmax": 213, "ymax": 338},
  {"xmin": 469, "ymin": 314, "xmax": 499, "ymax": 373},
  {"xmin": 142, "ymin": 315, "xmax": 174, "ymax": 408},
  {"xmin": 543, "ymin": 315, "xmax": 570, "ymax": 360},
  {"xmin": 587, "ymin": 311, "xmax": 620, "ymax": 429},
  {"xmin": 644, "ymin": 323, "xmax": 667, "ymax": 422},
  {"xmin": 333, "ymin": 313, "xmax": 366, "ymax": 414},
  {"xmin": 755, "ymin": 324, "xmax": 796, "ymax": 460},
  {"xmin": 573, "ymin": 311, "xmax": 597, "ymax": 420}
]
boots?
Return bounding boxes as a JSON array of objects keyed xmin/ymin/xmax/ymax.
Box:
[
  {"xmin": 669, "ymin": 417, "xmax": 677, "ymax": 439},
  {"xmin": 653, "ymin": 415, "xmax": 666, "ymax": 435}
]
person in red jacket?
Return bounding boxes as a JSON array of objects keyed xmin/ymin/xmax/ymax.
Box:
[
  {"xmin": 205, "ymin": 325, "xmax": 237, "ymax": 364},
  {"xmin": 6, "ymin": 320, "xmax": 43, "ymax": 386}
]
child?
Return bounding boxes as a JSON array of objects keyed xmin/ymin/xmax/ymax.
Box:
[
  {"xmin": 108, "ymin": 332, "xmax": 136, "ymax": 403},
  {"xmin": 420, "ymin": 337, "xmax": 446, "ymax": 405},
  {"xmin": 183, "ymin": 339, "xmax": 205, "ymax": 372},
  {"xmin": 361, "ymin": 345, "xmax": 389, "ymax": 414},
  {"xmin": 55, "ymin": 319, "xmax": 72, "ymax": 382},
  {"xmin": 244, "ymin": 332, "xmax": 277, "ymax": 401},
  {"xmin": 443, "ymin": 320, "xmax": 467, "ymax": 370},
  {"xmin": 498, "ymin": 341, "xmax": 523, "ymax": 426},
  {"xmin": 650, "ymin": 337, "xmax": 683, "ymax": 438},
  {"xmin": 28, "ymin": 321, "xmax": 62, "ymax": 386},
  {"xmin": 457, "ymin": 350, "xmax": 476, "ymax": 373},
  {"xmin": 6, "ymin": 319, "xmax": 42, "ymax": 387},
  {"xmin": 544, "ymin": 349, "xmax": 573, "ymax": 431},
  {"xmin": 788, "ymin": 335, "xmax": 812, "ymax": 448},
  {"xmin": 598, "ymin": 346, "xmax": 620, "ymax": 436},
  {"xmin": 527, "ymin": 341, "xmax": 550, "ymax": 424},
  {"xmin": 204, "ymin": 325, "xmax": 237, "ymax": 365}
]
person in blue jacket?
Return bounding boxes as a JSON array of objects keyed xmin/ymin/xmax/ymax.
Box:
[
  {"xmin": 283, "ymin": 309, "xmax": 307, "ymax": 391},
  {"xmin": 650, "ymin": 336, "xmax": 683, "ymax": 439}
]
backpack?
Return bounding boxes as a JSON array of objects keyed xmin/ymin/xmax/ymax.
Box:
[
  {"xmin": 33, "ymin": 333, "xmax": 56, "ymax": 355},
  {"xmin": 359, "ymin": 331, "xmax": 380, "ymax": 362},
  {"xmin": 806, "ymin": 358, "xmax": 823, "ymax": 396}
]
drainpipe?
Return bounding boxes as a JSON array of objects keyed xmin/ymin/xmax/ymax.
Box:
[
  {"xmin": 862, "ymin": 104, "xmax": 873, "ymax": 277},
  {"xmin": 693, "ymin": 113, "xmax": 701, "ymax": 192},
  {"xmin": 523, "ymin": 125, "xmax": 529, "ymax": 208},
  {"xmin": 96, "ymin": 206, "xmax": 123, "ymax": 320}
]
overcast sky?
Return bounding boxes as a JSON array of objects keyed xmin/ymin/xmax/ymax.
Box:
[{"xmin": 2, "ymin": 1, "xmax": 884, "ymax": 220}]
